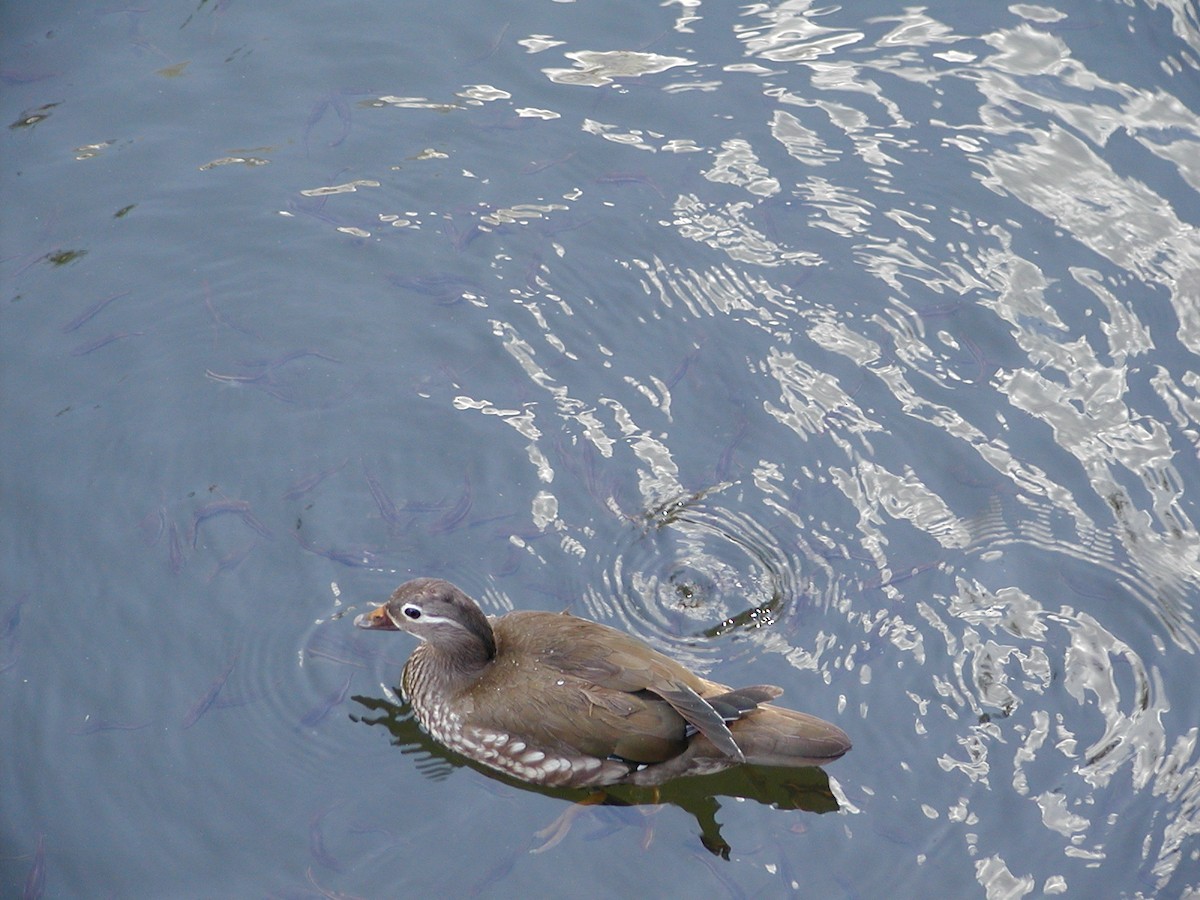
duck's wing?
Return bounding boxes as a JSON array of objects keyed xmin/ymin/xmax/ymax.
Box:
[
  {"xmin": 508, "ymin": 612, "xmax": 780, "ymax": 762},
  {"xmin": 467, "ymin": 664, "xmax": 690, "ymax": 764},
  {"xmin": 651, "ymin": 682, "xmax": 743, "ymax": 761}
]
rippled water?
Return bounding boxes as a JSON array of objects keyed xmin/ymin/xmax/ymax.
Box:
[{"xmin": 4, "ymin": 1, "xmax": 1200, "ymax": 896}]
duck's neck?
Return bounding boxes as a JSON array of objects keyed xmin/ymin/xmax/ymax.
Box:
[{"xmin": 404, "ymin": 636, "xmax": 494, "ymax": 701}]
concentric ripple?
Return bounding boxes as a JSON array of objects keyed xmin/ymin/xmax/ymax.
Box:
[{"xmin": 589, "ymin": 485, "xmax": 818, "ymax": 670}]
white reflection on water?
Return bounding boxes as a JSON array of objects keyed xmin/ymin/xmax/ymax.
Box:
[{"xmin": 372, "ymin": 4, "xmax": 1200, "ymax": 893}]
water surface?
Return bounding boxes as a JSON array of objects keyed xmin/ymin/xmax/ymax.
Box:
[{"xmin": 3, "ymin": 0, "xmax": 1200, "ymax": 896}]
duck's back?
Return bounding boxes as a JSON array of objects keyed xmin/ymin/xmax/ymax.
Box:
[{"xmin": 491, "ymin": 609, "xmax": 718, "ymax": 697}]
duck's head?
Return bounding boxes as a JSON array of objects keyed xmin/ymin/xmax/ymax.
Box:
[{"xmin": 354, "ymin": 578, "xmax": 496, "ymax": 662}]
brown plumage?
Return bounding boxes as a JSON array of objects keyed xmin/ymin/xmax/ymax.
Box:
[{"xmin": 355, "ymin": 577, "xmax": 850, "ymax": 788}]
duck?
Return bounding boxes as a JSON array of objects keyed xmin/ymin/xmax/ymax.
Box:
[{"xmin": 354, "ymin": 578, "xmax": 850, "ymax": 788}]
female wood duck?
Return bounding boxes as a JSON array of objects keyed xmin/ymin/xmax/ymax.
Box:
[{"xmin": 355, "ymin": 578, "xmax": 850, "ymax": 788}]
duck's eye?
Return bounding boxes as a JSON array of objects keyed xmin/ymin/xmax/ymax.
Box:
[{"xmin": 403, "ymin": 606, "xmax": 422, "ymax": 620}]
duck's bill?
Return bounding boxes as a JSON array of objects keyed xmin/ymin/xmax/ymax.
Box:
[{"xmin": 353, "ymin": 605, "xmax": 398, "ymax": 630}]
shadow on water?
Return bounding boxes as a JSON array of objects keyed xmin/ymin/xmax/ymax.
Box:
[{"xmin": 351, "ymin": 694, "xmax": 839, "ymax": 861}]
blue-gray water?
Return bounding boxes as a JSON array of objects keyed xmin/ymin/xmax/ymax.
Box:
[{"xmin": 4, "ymin": 1, "xmax": 1200, "ymax": 896}]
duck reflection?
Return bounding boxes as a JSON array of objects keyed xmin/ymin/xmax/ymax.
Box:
[{"xmin": 351, "ymin": 693, "xmax": 840, "ymax": 859}]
